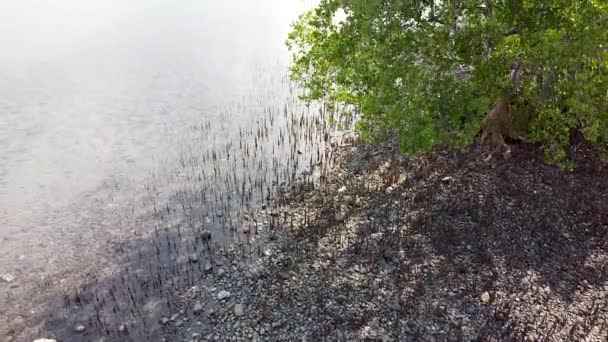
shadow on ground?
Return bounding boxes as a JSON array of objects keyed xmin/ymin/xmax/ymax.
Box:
[
  {"xmin": 240, "ymin": 141, "xmax": 608, "ymax": 341},
  {"xmin": 13, "ymin": 141, "xmax": 608, "ymax": 342}
]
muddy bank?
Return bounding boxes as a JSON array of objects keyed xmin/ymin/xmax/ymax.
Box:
[{"xmin": 162, "ymin": 137, "xmax": 608, "ymax": 341}]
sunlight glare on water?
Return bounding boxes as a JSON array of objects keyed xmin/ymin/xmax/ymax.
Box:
[
  {"xmin": 0, "ymin": 0, "xmax": 311, "ymax": 234},
  {"xmin": 0, "ymin": 1, "xmax": 320, "ymax": 339}
]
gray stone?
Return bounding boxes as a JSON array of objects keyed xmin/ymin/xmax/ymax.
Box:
[
  {"xmin": 193, "ymin": 302, "xmax": 204, "ymax": 314},
  {"xmin": 218, "ymin": 290, "xmax": 231, "ymax": 300},
  {"xmin": 177, "ymin": 255, "xmax": 188, "ymax": 264},
  {"xmin": 175, "ymin": 319, "xmax": 183, "ymax": 327},
  {"xmin": 204, "ymin": 262, "xmax": 213, "ymax": 273},
  {"xmin": 189, "ymin": 253, "xmax": 199, "ymax": 263},
  {"xmin": 335, "ymin": 295, "xmax": 347, "ymax": 304},
  {"xmin": 334, "ymin": 212, "xmax": 345, "ymax": 222},
  {"xmin": 74, "ymin": 325, "xmax": 86, "ymax": 333},
  {"xmin": 170, "ymin": 313, "xmax": 180, "ymax": 321},
  {"xmin": 201, "ymin": 230, "xmax": 212, "ymax": 241},
  {"xmin": 161, "ymin": 317, "xmax": 169, "ymax": 325},
  {"xmin": 33, "ymin": 339, "xmax": 56, "ymax": 342},
  {"xmin": 234, "ymin": 303, "xmax": 245, "ymax": 317}
]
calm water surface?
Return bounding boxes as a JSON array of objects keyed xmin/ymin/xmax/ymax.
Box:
[{"xmin": 0, "ymin": 1, "xmax": 319, "ymax": 339}]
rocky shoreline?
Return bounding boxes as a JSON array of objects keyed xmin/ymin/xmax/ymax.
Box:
[{"xmin": 145, "ymin": 137, "xmax": 608, "ymax": 342}]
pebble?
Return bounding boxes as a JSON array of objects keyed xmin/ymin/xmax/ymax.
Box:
[
  {"xmin": 161, "ymin": 317, "xmax": 169, "ymax": 325},
  {"xmin": 201, "ymin": 230, "xmax": 212, "ymax": 240},
  {"xmin": 33, "ymin": 339, "xmax": 56, "ymax": 342},
  {"xmin": 204, "ymin": 262, "xmax": 213, "ymax": 273},
  {"xmin": 175, "ymin": 319, "xmax": 184, "ymax": 327},
  {"xmin": 335, "ymin": 295, "xmax": 347, "ymax": 304},
  {"xmin": 1, "ymin": 273, "xmax": 15, "ymax": 283},
  {"xmin": 480, "ymin": 291, "xmax": 491, "ymax": 304},
  {"xmin": 334, "ymin": 212, "xmax": 345, "ymax": 222},
  {"xmin": 234, "ymin": 303, "xmax": 245, "ymax": 317},
  {"xmin": 218, "ymin": 290, "xmax": 231, "ymax": 300},
  {"xmin": 74, "ymin": 325, "xmax": 86, "ymax": 333},
  {"xmin": 189, "ymin": 253, "xmax": 199, "ymax": 263},
  {"xmin": 193, "ymin": 302, "xmax": 204, "ymax": 314},
  {"xmin": 118, "ymin": 324, "xmax": 126, "ymax": 332},
  {"xmin": 170, "ymin": 313, "xmax": 180, "ymax": 321}
]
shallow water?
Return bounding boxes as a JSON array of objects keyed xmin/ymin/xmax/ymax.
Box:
[{"xmin": 0, "ymin": 1, "xmax": 327, "ymax": 340}]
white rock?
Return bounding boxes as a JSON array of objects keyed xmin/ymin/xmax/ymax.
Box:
[
  {"xmin": 217, "ymin": 290, "xmax": 231, "ymax": 300},
  {"xmin": 74, "ymin": 324, "xmax": 86, "ymax": 333},
  {"xmin": 480, "ymin": 291, "xmax": 491, "ymax": 304},
  {"xmin": 1, "ymin": 273, "xmax": 15, "ymax": 283},
  {"xmin": 34, "ymin": 339, "xmax": 56, "ymax": 342},
  {"xmin": 337, "ymin": 186, "xmax": 347, "ymax": 193},
  {"xmin": 441, "ymin": 176, "xmax": 453, "ymax": 183}
]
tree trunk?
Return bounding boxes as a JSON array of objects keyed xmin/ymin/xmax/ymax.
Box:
[{"xmin": 480, "ymin": 63, "xmax": 524, "ymax": 159}]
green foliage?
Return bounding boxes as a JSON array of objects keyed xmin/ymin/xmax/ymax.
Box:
[{"xmin": 287, "ymin": 0, "xmax": 608, "ymax": 164}]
